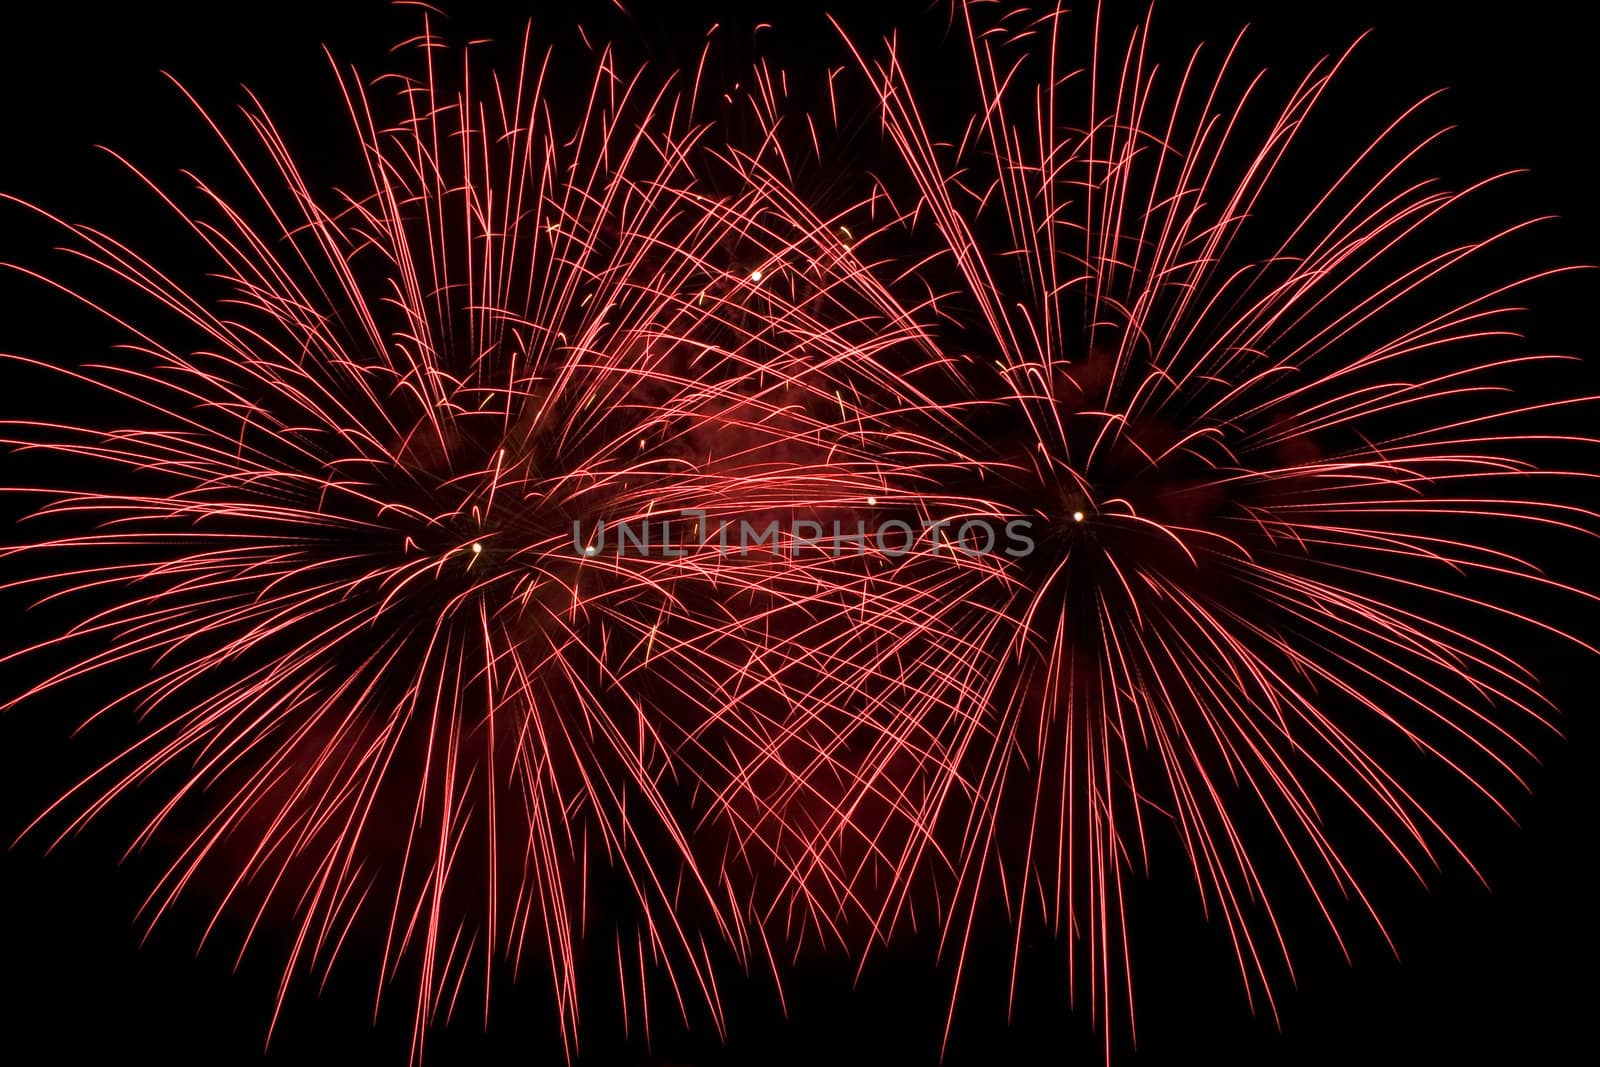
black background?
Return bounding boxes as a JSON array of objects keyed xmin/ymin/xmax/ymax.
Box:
[{"xmin": 1, "ymin": 2, "xmax": 1594, "ymax": 1064}]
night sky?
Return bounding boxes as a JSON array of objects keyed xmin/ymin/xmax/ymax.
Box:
[{"xmin": 1, "ymin": 3, "xmax": 1594, "ymax": 1064}]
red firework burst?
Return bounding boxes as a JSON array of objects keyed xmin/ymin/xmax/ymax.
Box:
[
  {"xmin": 690, "ymin": 0, "xmax": 1600, "ymax": 1052},
  {"xmin": 2, "ymin": 3, "xmax": 1592, "ymax": 1062},
  {"xmin": 0, "ymin": 20, "xmax": 875, "ymax": 1057}
]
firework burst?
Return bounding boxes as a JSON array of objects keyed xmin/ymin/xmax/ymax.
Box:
[
  {"xmin": 696, "ymin": 0, "xmax": 1600, "ymax": 1050},
  {"xmin": 2, "ymin": 3, "xmax": 1592, "ymax": 1061},
  {"xmin": 0, "ymin": 20, "xmax": 861, "ymax": 1057}
]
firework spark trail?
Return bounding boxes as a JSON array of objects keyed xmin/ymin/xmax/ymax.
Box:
[
  {"xmin": 612, "ymin": 103, "xmax": 1003, "ymax": 950},
  {"xmin": 0, "ymin": 19, "xmax": 917, "ymax": 1058},
  {"xmin": 684, "ymin": 0, "xmax": 1600, "ymax": 1052}
]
